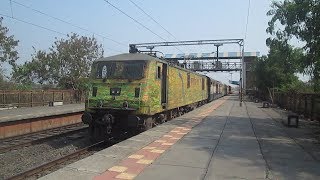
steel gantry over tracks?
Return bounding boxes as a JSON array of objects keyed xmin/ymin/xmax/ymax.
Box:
[
  {"xmin": 129, "ymin": 39, "xmax": 244, "ymax": 50},
  {"xmin": 162, "ymin": 52, "xmax": 259, "ymax": 72},
  {"xmin": 129, "ymin": 39, "xmax": 245, "ymax": 72}
]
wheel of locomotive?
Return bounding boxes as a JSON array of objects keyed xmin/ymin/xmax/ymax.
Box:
[
  {"xmin": 178, "ymin": 107, "xmax": 185, "ymax": 116},
  {"xmin": 175, "ymin": 108, "xmax": 181, "ymax": 117},
  {"xmin": 166, "ymin": 111, "xmax": 172, "ymax": 121},
  {"xmin": 144, "ymin": 117, "xmax": 155, "ymax": 131}
]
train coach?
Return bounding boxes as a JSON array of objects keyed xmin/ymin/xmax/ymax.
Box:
[{"xmin": 82, "ymin": 53, "xmax": 228, "ymax": 141}]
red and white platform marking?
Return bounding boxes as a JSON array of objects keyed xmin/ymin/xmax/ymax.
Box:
[{"xmin": 94, "ymin": 99, "xmax": 226, "ymax": 180}]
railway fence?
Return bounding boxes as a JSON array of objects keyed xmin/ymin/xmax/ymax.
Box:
[
  {"xmin": 0, "ymin": 89, "xmax": 85, "ymax": 108},
  {"xmin": 271, "ymin": 92, "xmax": 320, "ymax": 121}
]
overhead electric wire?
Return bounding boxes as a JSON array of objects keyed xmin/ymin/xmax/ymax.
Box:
[
  {"xmin": 9, "ymin": 0, "xmax": 14, "ymax": 17},
  {"xmin": 103, "ymin": 0, "xmax": 187, "ymax": 54},
  {"xmin": 103, "ymin": 0, "xmax": 170, "ymax": 43},
  {"xmin": 11, "ymin": 0, "xmax": 127, "ymax": 48},
  {"xmin": 244, "ymin": 0, "xmax": 251, "ymax": 40},
  {"xmin": 128, "ymin": 0, "xmax": 190, "ymax": 54},
  {"xmin": 0, "ymin": 13, "xmax": 122, "ymax": 53},
  {"xmin": 128, "ymin": 0, "xmax": 177, "ymax": 41},
  {"xmin": 103, "ymin": 0, "xmax": 168, "ymax": 42},
  {"xmin": 0, "ymin": 13, "xmax": 67, "ymax": 36}
]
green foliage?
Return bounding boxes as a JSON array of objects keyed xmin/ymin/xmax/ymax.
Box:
[
  {"xmin": 280, "ymin": 79, "xmax": 313, "ymax": 93},
  {"xmin": 12, "ymin": 33, "xmax": 104, "ymax": 90},
  {"xmin": 0, "ymin": 17, "xmax": 20, "ymax": 90},
  {"xmin": 254, "ymin": 38, "xmax": 307, "ymax": 95},
  {"xmin": 267, "ymin": 0, "xmax": 320, "ymax": 91},
  {"xmin": 0, "ymin": 79, "xmax": 34, "ymax": 90},
  {"xmin": 0, "ymin": 17, "xmax": 19, "ymax": 67}
]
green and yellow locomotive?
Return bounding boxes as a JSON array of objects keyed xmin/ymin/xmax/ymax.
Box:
[{"xmin": 82, "ymin": 53, "xmax": 226, "ymax": 141}]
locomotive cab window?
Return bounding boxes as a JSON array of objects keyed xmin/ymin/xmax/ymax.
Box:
[
  {"xmin": 91, "ymin": 60, "xmax": 147, "ymax": 80},
  {"xmin": 156, "ymin": 66, "xmax": 161, "ymax": 79}
]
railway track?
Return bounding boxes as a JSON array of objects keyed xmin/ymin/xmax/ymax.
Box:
[
  {"xmin": 0, "ymin": 123, "xmax": 88, "ymax": 154},
  {"xmin": 6, "ymin": 140, "xmax": 108, "ymax": 180},
  {"xmin": 3, "ymin": 130, "xmax": 133, "ymax": 180}
]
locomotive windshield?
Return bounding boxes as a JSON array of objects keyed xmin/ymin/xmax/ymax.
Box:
[{"xmin": 92, "ymin": 60, "xmax": 147, "ymax": 80}]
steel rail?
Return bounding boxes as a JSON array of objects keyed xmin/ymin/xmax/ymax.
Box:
[
  {"xmin": 0, "ymin": 123, "xmax": 88, "ymax": 154},
  {"xmin": 7, "ymin": 141, "xmax": 106, "ymax": 180}
]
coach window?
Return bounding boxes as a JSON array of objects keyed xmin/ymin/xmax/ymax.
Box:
[
  {"xmin": 187, "ymin": 73, "xmax": 190, "ymax": 88},
  {"xmin": 157, "ymin": 66, "xmax": 161, "ymax": 79}
]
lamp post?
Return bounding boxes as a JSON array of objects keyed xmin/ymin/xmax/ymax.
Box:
[
  {"xmin": 239, "ymin": 43, "xmax": 244, "ymax": 107},
  {"xmin": 214, "ymin": 43, "xmax": 223, "ymax": 69}
]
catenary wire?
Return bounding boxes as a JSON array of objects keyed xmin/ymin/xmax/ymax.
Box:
[
  {"xmin": 11, "ymin": 0, "xmax": 127, "ymax": 48},
  {"xmin": 128, "ymin": 0, "xmax": 178, "ymax": 41},
  {"xmin": 244, "ymin": 0, "xmax": 251, "ymax": 40},
  {"xmin": 103, "ymin": 0, "xmax": 167, "ymax": 41},
  {"xmin": 0, "ymin": 13, "xmax": 123, "ymax": 53},
  {"xmin": 128, "ymin": 0, "xmax": 191, "ymax": 54},
  {"xmin": 103, "ymin": 0, "xmax": 187, "ymax": 54},
  {"xmin": 9, "ymin": 0, "xmax": 14, "ymax": 18}
]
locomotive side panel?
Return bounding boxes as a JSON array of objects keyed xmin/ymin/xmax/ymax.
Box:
[
  {"xmin": 141, "ymin": 61, "xmax": 163, "ymax": 115},
  {"xmin": 167, "ymin": 66, "xmax": 208, "ymax": 110}
]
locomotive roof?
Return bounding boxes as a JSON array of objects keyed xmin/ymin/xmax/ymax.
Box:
[
  {"xmin": 95, "ymin": 53, "xmax": 165, "ymax": 62},
  {"xmin": 95, "ymin": 53, "xmax": 221, "ymax": 81}
]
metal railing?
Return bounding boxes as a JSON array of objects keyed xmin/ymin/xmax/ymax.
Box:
[
  {"xmin": 183, "ymin": 61, "xmax": 242, "ymax": 71},
  {"xmin": 0, "ymin": 90, "xmax": 85, "ymax": 108},
  {"xmin": 273, "ymin": 92, "xmax": 320, "ymax": 121}
]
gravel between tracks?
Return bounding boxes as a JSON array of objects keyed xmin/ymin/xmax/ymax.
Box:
[{"xmin": 0, "ymin": 131, "xmax": 92, "ymax": 179}]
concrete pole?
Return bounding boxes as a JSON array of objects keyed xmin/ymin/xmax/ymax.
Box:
[
  {"xmin": 240, "ymin": 43, "xmax": 244, "ymax": 107},
  {"xmin": 214, "ymin": 43, "xmax": 222, "ymax": 69}
]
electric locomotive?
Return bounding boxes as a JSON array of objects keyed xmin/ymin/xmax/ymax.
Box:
[{"xmin": 82, "ymin": 53, "xmax": 224, "ymax": 141}]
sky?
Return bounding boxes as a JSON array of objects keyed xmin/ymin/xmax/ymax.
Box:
[{"xmin": 0, "ymin": 0, "xmax": 274, "ymax": 85}]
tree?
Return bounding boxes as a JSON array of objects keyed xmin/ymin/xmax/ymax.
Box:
[
  {"xmin": 0, "ymin": 16, "xmax": 19, "ymax": 83},
  {"xmin": 254, "ymin": 38, "xmax": 304, "ymax": 97},
  {"xmin": 267, "ymin": 0, "xmax": 320, "ymax": 91},
  {"xmin": 0, "ymin": 17, "xmax": 19, "ymax": 67},
  {"xmin": 13, "ymin": 33, "xmax": 104, "ymax": 90}
]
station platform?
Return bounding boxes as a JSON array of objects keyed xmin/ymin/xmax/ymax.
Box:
[
  {"xmin": 0, "ymin": 103, "xmax": 84, "ymax": 123},
  {"xmin": 40, "ymin": 96, "xmax": 320, "ymax": 180}
]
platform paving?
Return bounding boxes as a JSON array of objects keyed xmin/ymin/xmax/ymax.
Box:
[
  {"xmin": 40, "ymin": 96, "xmax": 320, "ymax": 180},
  {"xmin": 136, "ymin": 97, "xmax": 268, "ymax": 180},
  {"xmin": 0, "ymin": 103, "xmax": 84, "ymax": 123}
]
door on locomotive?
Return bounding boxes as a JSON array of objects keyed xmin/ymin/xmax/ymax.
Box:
[{"xmin": 161, "ymin": 64, "xmax": 168, "ymax": 108}]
